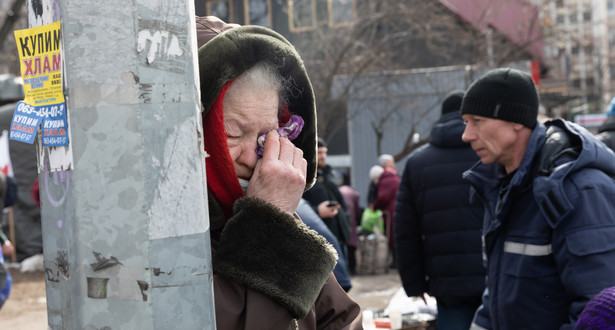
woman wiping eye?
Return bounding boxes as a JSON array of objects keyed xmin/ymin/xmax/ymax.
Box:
[{"xmin": 255, "ymin": 115, "xmax": 304, "ymax": 157}]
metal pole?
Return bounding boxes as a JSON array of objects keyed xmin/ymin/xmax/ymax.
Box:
[{"xmin": 29, "ymin": 0, "xmax": 215, "ymax": 329}]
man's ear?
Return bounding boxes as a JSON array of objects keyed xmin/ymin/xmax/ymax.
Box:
[{"xmin": 511, "ymin": 122, "xmax": 526, "ymax": 131}]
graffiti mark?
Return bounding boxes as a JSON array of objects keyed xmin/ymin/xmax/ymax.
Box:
[
  {"xmin": 45, "ymin": 267, "xmax": 59, "ymax": 282},
  {"xmin": 90, "ymin": 252, "xmax": 122, "ymax": 272},
  {"xmin": 44, "ymin": 153, "xmax": 70, "ymax": 207},
  {"xmin": 55, "ymin": 250, "xmax": 69, "ymax": 278},
  {"xmin": 137, "ymin": 280, "xmax": 149, "ymax": 301},
  {"xmin": 56, "ymin": 220, "xmax": 62, "ymax": 228},
  {"xmin": 152, "ymin": 268, "xmax": 172, "ymax": 276},
  {"xmin": 45, "ymin": 250, "xmax": 70, "ymax": 282}
]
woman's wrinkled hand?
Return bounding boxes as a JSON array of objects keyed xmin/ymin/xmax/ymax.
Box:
[{"xmin": 246, "ymin": 130, "xmax": 307, "ymax": 215}]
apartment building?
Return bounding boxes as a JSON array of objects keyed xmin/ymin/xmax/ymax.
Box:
[{"xmin": 540, "ymin": 0, "xmax": 615, "ymax": 116}]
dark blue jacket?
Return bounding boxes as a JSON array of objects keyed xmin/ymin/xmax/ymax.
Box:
[
  {"xmin": 394, "ymin": 111, "xmax": 485, "ymax": 299},
  {"xmin": 464, "ymin": 119, "xmax": 615, "ymax": 330}
]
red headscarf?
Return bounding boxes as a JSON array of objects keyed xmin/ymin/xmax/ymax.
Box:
[{"xmin": 203, "ymin": 82, "xmax": 244, "ymax": 219}]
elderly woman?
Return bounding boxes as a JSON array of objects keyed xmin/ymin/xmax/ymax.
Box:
[{"xmin": 195, "ymin": 16, "xmax": 362, "ymax": 329}]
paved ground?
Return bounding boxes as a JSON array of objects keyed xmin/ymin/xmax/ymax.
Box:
[
  {"xmin": 349, "ymin": 269, "xmax": 404, "ymax": 311},
  {"xmin": 0, "ymin": 268, "xmax": 47, "ymax": 330},
  {"xmin": 0, "ymin": 267, "xmax": 404, "ymax": 329}
]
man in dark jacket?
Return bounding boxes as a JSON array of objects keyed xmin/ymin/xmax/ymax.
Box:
[
  {"xmin": 303, "ymin": 138, "xmax": 352, "ymax": 263},
  {"xmin": 395, "ymin": 90, "xmax": 485, "ymax": 330},
  {"xmin": 461, "ymin": 68, "xmax": 615, "ymax": 329}
]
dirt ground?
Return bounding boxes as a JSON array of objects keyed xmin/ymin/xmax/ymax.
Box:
[
  {"xmin": 0, "ymin": 268, "xmax": 48, "ymax": 330},
  {"xmin": 0, "ymin": 267, "xmax": 403, "ymax": 329}
]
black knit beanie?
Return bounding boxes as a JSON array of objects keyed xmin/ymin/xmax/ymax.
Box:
[
  {"xmin": 461, "ymin": 68, "xmax": 539, "ymax": 129},
  {"xmin": 441, "ymin": 90, "xmax": 464, "ymax": 115},
  {"xmin": 317, "ymin": 137, "xmax": 327, "ymax": 148}
]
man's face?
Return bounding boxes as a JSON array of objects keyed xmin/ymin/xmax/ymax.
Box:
[
  {"xmin": 317, "ymin": 146, "xmax": 327, "ymax": 168},
  {"xmin": 461, "ymin": 114, "xmax": 522, "ymax": 170}
]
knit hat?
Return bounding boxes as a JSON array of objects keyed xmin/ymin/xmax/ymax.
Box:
[
  {"xmin": 576, "ymin": 286, "xmax": 615, "ymax": 329},
  {"xmin": 317, "ymin": 137, "xmax": 327, "ymax": 148},
  {"xmin": 461, "ymin": 68, "xmax": 539, "ymax": 129},
  {"xmin": 441, "ymin": 90, "xmax": 464, "ymax": 115}
]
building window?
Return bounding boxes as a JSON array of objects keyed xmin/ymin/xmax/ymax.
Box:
[
  {"xmin": 572, "ymin": 79, "xmax": 581, "ymax": 88},
  {"xmin": 289, "ymin": 0, "xmax": 316, "ymax": 32},
  {"xmin": 609, "ymin": 1, "xmax": 615, "ymax": 17},
  {"xmin": 585, "ymin": 77, "xmax": 594, "ymax": 89},
  {"xmin": 583, "ymin": 11, "xmax": 591, "ymax": 21},
  {"xmin": 244, "ymin": 0, "xmax": 272, "ymax": 28},
  {"xmin": 584, "ymin": 45, "xmax": 593, "ymax": 54},
  {"xmin": 556, "ymin": 0, "xmax": 564, "ymax": 7},
  {"xmin": 328, "ymin": 0, "xmax": 356, "ymax": 27},
  {"xmin": 569, "ymin": 14, "xmax": 577, "ymax": 24},
  {"xmin": 206, "ymin": 0, "xmax": 233, "ymax": 23},
  {"xmin": 610, "ymin": 64, "xmax": 615, "ymax": 78},
  {"xmin": 556, "ymin": 14, "xmax": 564, "ymax": 24}
]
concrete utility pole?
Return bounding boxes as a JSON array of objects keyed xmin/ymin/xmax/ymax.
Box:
[{"xmin": 30, "ymin": 0, "xmax": 215, "ymax": 329}]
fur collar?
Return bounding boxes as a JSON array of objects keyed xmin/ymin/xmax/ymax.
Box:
[{"xmin": 210, "ymin": 197, "xmax": 337, "ymax": 319}]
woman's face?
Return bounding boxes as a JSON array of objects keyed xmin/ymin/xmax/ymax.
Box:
[{"xmin": 223, "ymin": 82, "xmax": 279, "ymax": 180}]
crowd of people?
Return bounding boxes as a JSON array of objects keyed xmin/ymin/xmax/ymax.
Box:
[{"xmin": 3, "ymin": 14, "xmax": 615, "ymax": 330}]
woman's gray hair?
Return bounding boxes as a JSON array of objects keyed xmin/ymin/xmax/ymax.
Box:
[{"xmin": 232, "ymin": 61, "xmax": 289, "ymax": 109}]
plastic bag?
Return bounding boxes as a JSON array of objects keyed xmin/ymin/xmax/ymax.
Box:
[{"xmin": 361, "ymin": 208, "xmax": 385, "ymax": 233}]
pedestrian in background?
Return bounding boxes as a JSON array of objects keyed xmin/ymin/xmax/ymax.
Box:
[
  {"xmin": 339, "ymin": 180, "xmax": 361, "ymax": 275},
  {"xmin": 367, "ymin": 155, "xmax": 396, "ymax": 209},
  {"xmin": 595, "ymin": 96, "xmax": 615, "ymax": 152},
  {"xmin": 394, "ymin": 90, "xmax": 484, "ymax": 330},
  {"xmin": 461, "ymin": 68, "xmax": 615, "ymax": 329},
  {"xmin": 196, "ymin": 16, "xmax": 361, "ymax": 329},
  {"xmin": 303, "ymin": 138, "xmax": 352, "ymax": 265},
  {"xmin": 373, "ymin": 155, "xmax": 400, "ymax": 266}
]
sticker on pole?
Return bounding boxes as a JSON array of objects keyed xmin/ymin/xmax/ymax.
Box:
[
  {"xmin": 11, "ymin": 21, "xmax": 68, "ymax": 146},
  {"xmin": 41, "ymin": 103, "xmax": 68, "ymax": 146},
  {"xmin": 10, "ymin": 101, "xmax": 42, "ymax": 144}
]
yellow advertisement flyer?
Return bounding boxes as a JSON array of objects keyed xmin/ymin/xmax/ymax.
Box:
[{"xmin": 14, "ymin": 21, "xmax": 64, "ymax": 107}]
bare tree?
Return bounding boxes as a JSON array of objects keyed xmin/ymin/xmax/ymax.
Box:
[{"xmin": 289, "ymin": 0, "xmax": 545, "ymax": 160}]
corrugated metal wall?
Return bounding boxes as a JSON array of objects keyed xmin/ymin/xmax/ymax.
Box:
[{"xmin": 333, "ymin": 65, "xmax": 491, "ymax": 207}]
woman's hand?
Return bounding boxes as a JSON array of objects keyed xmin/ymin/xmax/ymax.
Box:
[{"xmin": 246, "ymin": 130, "xmax": 307, "ymax": 215}]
